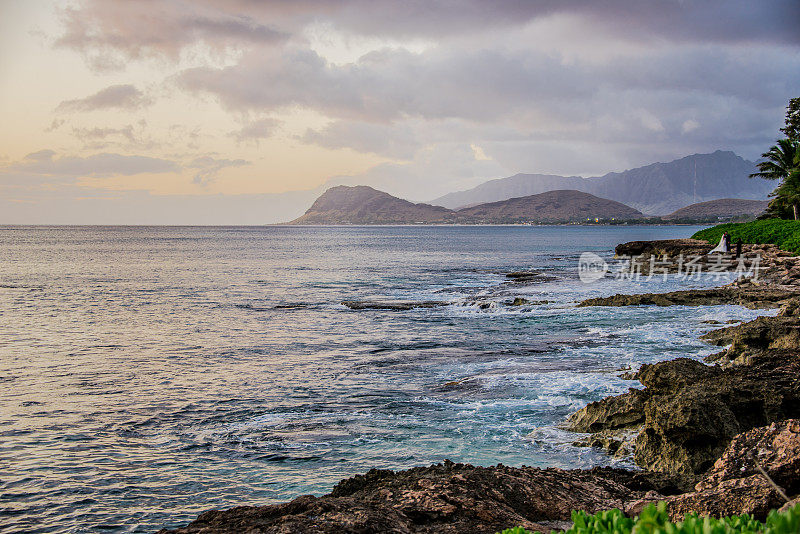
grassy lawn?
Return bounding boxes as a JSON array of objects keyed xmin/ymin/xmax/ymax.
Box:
[{"xmin": 692, "ymin": 219, "xmax": 800, "ymax": 255}]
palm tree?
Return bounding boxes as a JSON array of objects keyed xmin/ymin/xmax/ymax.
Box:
[
  {"xmin": 750, "ymin": 138, "xmax": 799, "ymax": 219},
  {"xmin": 749, "ymin": 138, "xmax": 798, "ymax": 181},
  {"xmin": 766, "ymin": 149, "xmax": 800, "ymax": 220}
]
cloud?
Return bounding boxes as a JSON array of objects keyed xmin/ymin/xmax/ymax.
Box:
[
  {"xmin": 230, "ymin": 118, "xmax": 281, "ymax": 143},
  {"xmin": 39, "ymin": 0, "xmax": 800, "ymax": 208},
  {"xmin": 325, "ymin": 143, "xmax": 507, "ymax": 201},
  {"xmin": 682, "ymin": 119, "xmax": 700, "ymax": 134},
  {"xmin": 57, "ymin": 84, "xmax": 152, "ymax": 112},
  {"xmin": 56, "ymin": 1, "xmax": 288, "ymax": 69},
  {"xmin": 7, "ymin": 150, "xmax": 180, "ymax": 179},
  {"xmin": 57, "ymin": 1, "xmax": 800, "ymax": 66},
  {"xmin": 187, "ymin": 156, "xmax": 249, "ymax": 185}
]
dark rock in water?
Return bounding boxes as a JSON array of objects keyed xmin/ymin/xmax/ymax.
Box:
[
  {"xmin": 505, "ymin": 271, "xmax": 540, "ymax": 281},
  {"xmin": 509, "ymin": 297, "xmax": 530, "ymax": 306},
  {"xmin": 157, "ymin": 462, "xmax": 666, "ymax": 534},
  {"xmin": 578, "ymin": 286, "xmax": 795, "ymax": 309},
  {"xmin": 342, "ymin": 300, "xmax": 448, "ymax": 311},
  {"xmin": 615, "ymin": 239, "xmax": 713, "ymax": 258},
  {"xmin": 504, "ymin": 271, "xmax": 557, "ymax": 284}
]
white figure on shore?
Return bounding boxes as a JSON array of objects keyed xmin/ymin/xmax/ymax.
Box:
[{"xmin": 709, "ymin": 232, "xmax": 730, "ymax": 254}]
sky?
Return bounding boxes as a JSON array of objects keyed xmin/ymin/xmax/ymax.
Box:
[{"xmin": 1, "ymin": 0, "xmax": 798, "ymax": 224}]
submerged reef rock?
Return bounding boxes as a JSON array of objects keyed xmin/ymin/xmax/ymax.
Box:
[{"xmin": 342, "ymin": 300, "xmax": 448, "ymax": 311}]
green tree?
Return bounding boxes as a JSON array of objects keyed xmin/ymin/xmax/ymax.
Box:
[
  {"xmin": 781, "ymin": 97, "xmax": 800, "ymax": 142},
  {"xmin": 749, "ymin": 138, "xmax": 798, "ymax": 181},
  {"xmin": 750, "ymin": 98, "xmax": 800, "ymax": 220}
]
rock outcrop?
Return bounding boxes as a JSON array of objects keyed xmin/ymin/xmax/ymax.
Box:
[
  {"xmin": 578, "ymin": 286, "xmax": 795, "ymax": 309},
  {"xmin": 569, "ymin": 355, "xmax": 800, "ymax": 475},
  {"xmin": 157, "ymin": 462, "xmax": 672, "ymax": 534},
  {"xmin": 657, "ymin": 420, "xmax": 800, "ymax": 520},
  {"xmin": 702, "ymin": 307, "xmax": 800, "ymax": 366}
]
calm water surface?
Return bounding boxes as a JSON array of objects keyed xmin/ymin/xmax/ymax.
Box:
[{"xmin": 0, "ymin": 226, "xmax": 771, "ymax": 532}]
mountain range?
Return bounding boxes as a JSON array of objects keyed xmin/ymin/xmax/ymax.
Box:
[
  {"xmin": 429, "ymin": 151, "xmax": 773, "ymax": 215},
  {"xmin": 289, "ymin": 187, "xmax": 647, "ymax": 224},
  {"xmin": 288, "ymin": 186, "xmax": 769, "ymax": 225}
]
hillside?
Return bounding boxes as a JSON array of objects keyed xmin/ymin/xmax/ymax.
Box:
[
  {"xmin": 287, "ymin": 186, "xmax": 643, "ymax": 224},
  {"xmin": 430, "ymin": 151, "xmax": 774, "ymax": 215},
  {"xmin": 287, "ymin": 185, "xmax": 454, "ymax": 224},
  {"xmin": 664, "ymin": 198, "xmax": 769, "ymax": 220},
  {"xmin": 456, "ymin": 190, "xmax": 643, "ymax": 223}
]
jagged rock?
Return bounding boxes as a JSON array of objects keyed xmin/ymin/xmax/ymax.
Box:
[
  {"xmin": 701, "ymin": 310, "xmax": 800, "ymax": 366},
  {"xmin": 635, "ymin": 358, "xmax": 721, "ymax": 391},
  {"xmin": 508, "ymin": 297, "xmax": 530, "ymax": 306},
  {"xmin": 569, "ymin": 354, "xmax": 800, "ymax": 475},
  {"xmin": 572, "ymin": 427, "xmax": 641, "ymax": 459},
  {"xmin": 660, "ymin": 420, "xmax": 800, "ymax": 520},
  {"xmin": 566, "ymin": 388, "xmax": 646, "ymax": 433},
  {"xmin": 696, "ymin": 419, "xmax": 800, "ymax": 496},
  {"xmin": 666, "ymin": 475, "xmax": 784, "ymax": 521},
  {"xmin": 635, "ymin": 352, "xmax": 800, "ymax": 475},
  {"xmin": 157, "ymin": 463, "xmax": 665, "ymax": 534}
]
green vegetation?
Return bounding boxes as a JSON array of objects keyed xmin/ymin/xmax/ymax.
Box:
[
  {"xmin": 497, "ymin": 502, "xmax": 800, "ymax": 534},
  {"xmin": 691, "ymin": 219, "xmax": 800, "ymax": 254},
  {"xmin": 750, "ymin": 97, "xmax": 800, "ymax": 220}
]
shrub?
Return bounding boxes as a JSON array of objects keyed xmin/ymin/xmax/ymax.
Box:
[
  {"xmin": 691, "ymin": 219, "xmax": 800, "ymax": 254},
  {"xmin": 497, "ymin": 502, "xmax": 800, "ymax": 534}
]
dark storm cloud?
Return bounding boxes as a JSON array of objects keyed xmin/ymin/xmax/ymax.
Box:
[
  {"xmin": 177, "ymin": 43, "xmax": 800, "ymax": 127},
  {"xmin": 58, "ymin": 1, "xmax": 800, "ymax": 58},
  {"xmin": 57, "ymin": 84, "xmax": 151, "ymax": 112},
  {"xmin": 178, "ymin": 46, "xmax": 594, "ymax": 121}
]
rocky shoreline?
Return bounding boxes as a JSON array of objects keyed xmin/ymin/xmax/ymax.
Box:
[{"xmin": 159, "ymin": 239, "xmax": 800, "ymax": 534}]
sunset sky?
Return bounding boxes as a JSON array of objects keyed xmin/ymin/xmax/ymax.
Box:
[{"xmin": 1, "ymin": 0, "xmax": 798, "ymax": 224}]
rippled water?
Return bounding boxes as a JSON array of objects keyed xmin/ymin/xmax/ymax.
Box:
[{"xmin": 0, "ymin": 225, "xmax": 772, "ymax": 533}]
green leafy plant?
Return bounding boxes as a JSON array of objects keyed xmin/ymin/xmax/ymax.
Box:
[{"xmin": 496, "ymin": 502, "xmax": 800, "ymax": 534}]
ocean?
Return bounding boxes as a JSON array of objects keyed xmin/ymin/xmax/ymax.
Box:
[{"xmin": 0, "ymin": 225, "xmax": 771, "ymax": 533}]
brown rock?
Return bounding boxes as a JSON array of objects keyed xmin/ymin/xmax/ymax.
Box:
[
  {"xmin": 666, "ymin": 475, "xmax": 784, "ymax": 521},
  {"xmin": 696, "ymin": 419, "xmax": 800, "ymax": 496},
  {"xmin": 157, "ymin": 463, "xmax": 664, "ymax": 534}
]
